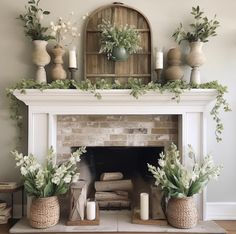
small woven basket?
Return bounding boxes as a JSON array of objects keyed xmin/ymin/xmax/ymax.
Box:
[
  {"xmin": 30, "ymin": 196, "xmax": 60, "ymax": 229},
  {"xmin": 166, "ymin": 196, "xmax": 198, "ymax": 229}
]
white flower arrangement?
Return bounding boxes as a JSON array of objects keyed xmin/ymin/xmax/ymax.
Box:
[
  {"xmin": 50, "ymin": 12, "xmax": 88, "ymax": 47},
  {"xmin": 12, "ymin": 146, "xmax": 86, "ymax": 198},
  {"xmin": 148, "ymin": 143, "xmax": 222, "ymax": 198}
]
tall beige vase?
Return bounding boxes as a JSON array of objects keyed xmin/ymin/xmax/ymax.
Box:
[
  {"xmin": 32, "ymin": 40, "xmax": 51, "ymax": 83},
  {"xmin": 51, "ymin": 45, "xmax": 67, "ymax": 80},
  {"xmin": 186, "ymin": 41, "xmax": 206, "ymax": 85}
]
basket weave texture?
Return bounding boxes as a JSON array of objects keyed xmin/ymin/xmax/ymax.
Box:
[
  {"xmin": 166, "ymin": 196, "xmax": 198, "ymax": 229},
  {"xmin": 30, "ymin": 196, "xmax": 60, "ymax": 229}
]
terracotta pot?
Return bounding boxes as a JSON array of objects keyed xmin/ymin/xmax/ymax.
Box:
[
  {"xmin": 112, "ymin": 47, "xmax": 129, "ymax": 61},
  {"xmin": 32, "ymin": 40, "xmax": 51, "ymax": 83},
  {"xmin": 186, "ymin": 42, "xmax": 206, "ymax": 68},
  {"xmin": 166, "ymin": 196, "xmax": 198, "ymax": 229},
  {"xmin": 51, "ymin": 45, "xmax": 67, "ymax": 80},
  {"xmin": 30, "ymin": 196, "xmax": 60, "ymax": 229}
]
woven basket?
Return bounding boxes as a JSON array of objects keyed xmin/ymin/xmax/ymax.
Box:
[
  {"xmin": 30, "ymin": 196, "xmax": 60, "ymax": 229},
  {"xmin": 166, "ymin": 196, "xmax": 198, "ymax": 229}
]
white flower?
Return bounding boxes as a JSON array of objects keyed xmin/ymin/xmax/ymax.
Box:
[
  {"xmin": 52, "ymin": 176, "xmax": 60, "ymax": 185},
  {"xmin": 16, "ymin": 159, "xmax": 24, "ymax": 167},
  {"xmin": 20, "ymin": 167, "xmax": 27, "ymax": 176},
  {"xmin": 35, "ymin": 169, "xmax": 44, "ymax": 189},
  {"xmin": 63, "ymin": 174, "xmax": 72, "ymax": 183},
  {"xmin": 158, "ymin": 159, "xmax": 165, "ymax": 167},
  {"xmin": 191, "ymin": 172, "xmax": 198, "ymax": 182},
  {"xmin": 51, "ymin": 31, "xmax": 56, "ymax": 37}
]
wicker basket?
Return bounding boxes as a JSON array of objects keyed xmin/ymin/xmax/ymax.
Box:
[
  {"xmin": 166, "ymin": 196, "xmax": 198, "ymax": 229},
  {"xmin": 30, "ymin": 196, "xmax": 60, "ymax": 229}
]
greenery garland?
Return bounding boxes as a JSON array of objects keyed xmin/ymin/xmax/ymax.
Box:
[{"xmin": 6, "ymin": 79, "xmax": 231, "ymax": 142}]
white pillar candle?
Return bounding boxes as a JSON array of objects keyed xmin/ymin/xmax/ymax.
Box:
[
  {"xmin": 140, "ymin": 193, "xmax": 149, "ymax": 220},
  {"xmin": 69, "ymin": 48, "xmax": 77, "ymax": 68},
  {"xmin": 86, "ymin": 201, "xmax": 96, "ymax": 220},
  {"xmin": 155, "ymin": 51, "xmax": 163, "ymax": 69}
]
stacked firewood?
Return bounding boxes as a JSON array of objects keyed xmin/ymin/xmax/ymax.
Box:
[{"xmin": 94, "ymin": 172, "xmax": 133, "ymax": 209}]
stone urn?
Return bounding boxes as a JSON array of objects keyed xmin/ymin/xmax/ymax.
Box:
[
  {"xmin": 186, "ymin": 41, "xmax": 206, "ymax": 85},
  {"xmin": 51, "ymin": 45, "xmax": 67, "ymax": 80},
  {"xmin": 32, "ymin": 40, "xmax": 51, "ymax": 83},
  {"xmin": 166, "ymin": 196, "xmax": 198, "ymax": 229},
  {"xmin": 164, "ymin": 47, "xmax": 183, "ymax": 81},
  {"xmin": 112, "ymin": 47, "xmax": 129, "ymax": 61},
  {"xmin": 30, "ymin": 196, "xmax": 60, "ymax": 229}
]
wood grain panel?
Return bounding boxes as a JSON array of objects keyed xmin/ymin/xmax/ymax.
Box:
[{"xmin": 84, "ymin": 3, "xmax": 152, "ymax": 84}]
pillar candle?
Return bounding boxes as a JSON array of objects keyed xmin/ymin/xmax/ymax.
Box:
[
  {"xmin": 140, "ymin": 193, "xmax": 149, "ymax": 220},
  {"xmin": 155, "ymin": 51, "xmax": 163, "ymax": 69},
  {"xmin": 69, "ymin": 48, "xmax": 77, "ymax": 68},
  {"xmin": 86, "ymin": 201, "xmax": 96, "ymax": 220}
]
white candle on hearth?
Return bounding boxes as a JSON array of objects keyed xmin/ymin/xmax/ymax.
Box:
[
  {"xmin": 155, "ymin": 50, "xmax": 163, "ymax": 69},
  {"xmin": 140, "ymin": 193, "xmax": 149, "ymax": 220},
  {"xmin": 69, "ymin": 47, "xmax": 77, "ymax": 68},
  {"xmin": 86, "ymin": 201, "xmax": 96, "ymax": 220}
]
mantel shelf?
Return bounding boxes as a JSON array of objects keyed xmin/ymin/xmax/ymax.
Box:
[{"xmin": 13, "ymin": 89, "xmax": 217, "ymax": 111}]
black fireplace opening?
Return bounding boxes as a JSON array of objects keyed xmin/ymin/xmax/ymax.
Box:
[{"xmin": 71, "ymin": 146, "xmax": 164, "ymax": 210}]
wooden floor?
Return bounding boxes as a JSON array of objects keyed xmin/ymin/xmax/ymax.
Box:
[{"xmin": 0, "ymin": 220, "xmax": 235, "ymax": 234}]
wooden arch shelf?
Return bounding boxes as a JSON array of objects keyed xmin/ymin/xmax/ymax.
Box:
[{"xmin": 84, "ymin": 2, "xmax": 152, "ymax": 84}]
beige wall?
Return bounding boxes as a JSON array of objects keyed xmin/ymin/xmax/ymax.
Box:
[{"xmin": 0, "ymin": 0, "xmax": 235, "ymax": 202}]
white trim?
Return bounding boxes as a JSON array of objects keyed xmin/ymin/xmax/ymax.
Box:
[{"xmin": 206, "ymin": 202, "xmax": 236, "ymax": 220}]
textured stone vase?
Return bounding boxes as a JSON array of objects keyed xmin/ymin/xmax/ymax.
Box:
[
  {"xmin": 165, "ymin": 47, "xmax": 183, "ymax": 81},
  {"xmin": 30, "ymin": 196, "xmax": 60, "ymax": 229},
  {"xmin": 32, "ymin": 40, "xmax": 51, "ymax": 83},
  {"xmin": 186, "ymin": 42, "xmax": 206, "ymax": 85},
  {"xmin": 51, "ymin": 45, "xmax": 67, "ymax": 80},
  {"xmin": 166, "ymin": 196, "xmax": 198, "ymax": 229}
]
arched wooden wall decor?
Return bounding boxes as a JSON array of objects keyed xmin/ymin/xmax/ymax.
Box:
[{"xmin": 84, "ymin": 2, "xmax": 152, "ymax": 84}]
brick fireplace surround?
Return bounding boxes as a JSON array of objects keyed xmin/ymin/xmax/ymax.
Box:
[{"xmin": 12, "ymin": 88, "xmax": 218, "ymax": 232}]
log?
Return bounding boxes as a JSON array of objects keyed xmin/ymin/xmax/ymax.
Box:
[
  {"xmin": 100, "ymin": 172, "xmax": 124, "ymax": 181},
  {"xmin": 95, "ymin": 179, "xmax": 133, "ymax": 192},
  {"xmin": 95, "ymin": 191, "xmax": 129, "ymax": 201},
  {"xmin": 69, "ymin": 181, "xmax": 87, "ymax": 221},
  {"xmin": 98, "ymin": 199, "xmax": 131, "ymax": 209},
  {"xmin": 150, "ymin": 185, "xmax": 166, "ymax": 220}
]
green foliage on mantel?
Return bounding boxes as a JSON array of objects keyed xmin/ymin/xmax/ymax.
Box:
[{"xmin": 6, "ymin": 79, "xmax": 231, "ymax": 142}]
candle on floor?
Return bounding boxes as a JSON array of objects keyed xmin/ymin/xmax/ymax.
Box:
[
  {"xmin": 155, "ymin": 50, "xmax": 163, "ymax": 69},
  {"xmin": 140, "ymin": 193, "xmax": 149, "ymax": 220},
  {"xmin": 69, "ymin": 47, "xmax": 77, "ymax": 68},
  {"xmin": 86, "ymin": 200, "xmax": 96, "ymax": 220}
]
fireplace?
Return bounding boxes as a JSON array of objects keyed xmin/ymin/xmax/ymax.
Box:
[{"xmin": 13, "ymin": 88, "xmax": 218, "ymax": 222}]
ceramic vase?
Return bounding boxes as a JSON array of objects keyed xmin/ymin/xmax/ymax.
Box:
[
  {"xmin": 164, "ymin": 47, "xmax": 183, "ymax": 81},
  {"xmin": 112, "ymin": 47, "xmax": 129, "ymax": 61},
  {"xmin": 186, "ymin": 41, "xmax": 206, "ymax": 85},
  {"xmin": 166, "ymin": 196, "xmax": 198, "ymax": 229},
  {"xmin": 51, "ymin": 45, "xmax": 67, "ymax": 80},
  {"xmin": 32, "ymin": 40, "xmax": 51, "ymax": 83}
]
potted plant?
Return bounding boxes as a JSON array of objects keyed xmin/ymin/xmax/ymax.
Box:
[
  {"xmin": 12, "ymin": 146, "xmax": 86, "ymax": 229},
  {"xmin": 172, "ymin": 6, "xmax": 220, "ymax": 84},
  {"xmin": 18, "ymin": 0, "xmax": 54, "ymax": 83},
  {"xmin": 148, "ymin": 143, "xmax": 222, "ymax": 229},
  {"xmin": 99, "ymin": 20, "xmax": 141, "ymax": 61}
]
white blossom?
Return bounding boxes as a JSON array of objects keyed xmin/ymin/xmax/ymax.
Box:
[
  {"xmin": 63, "ymin": 174, "xmax": 72, "ymax": 183},
  {"xmin": 20, "ymin": 167, "xmax": 27, "ymax": 176}
]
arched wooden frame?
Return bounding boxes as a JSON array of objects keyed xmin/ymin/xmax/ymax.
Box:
[{"xmin": 83, "ymin": 2, "xmax": 152, "ymax": 84}]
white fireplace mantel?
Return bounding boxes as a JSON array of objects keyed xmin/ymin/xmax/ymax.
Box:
[{"xmin": 14, "ymin": 89, "xmax": 217, "ymax": 220}]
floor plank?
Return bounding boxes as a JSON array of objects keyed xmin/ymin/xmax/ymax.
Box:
[{"xmin": 215, "ymin": 220, "xmax": 236, "ymax": 231}]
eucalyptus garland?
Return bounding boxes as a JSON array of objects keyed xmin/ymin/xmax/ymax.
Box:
[{"xmin": 6, "ymin": 79, "xmax": 231, "ymax": 142}]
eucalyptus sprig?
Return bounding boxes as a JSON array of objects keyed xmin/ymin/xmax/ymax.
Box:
[
  {"xmin": 18, "ymin": 0, "xmax": 54, "ymax": 41},
  {"xmin": 172, "ymin": 6, "xmax": 220, "ymax": 44},
  {"xmin": 6, "ymin": 79, "xmax": 230, "ymax": 143}
]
